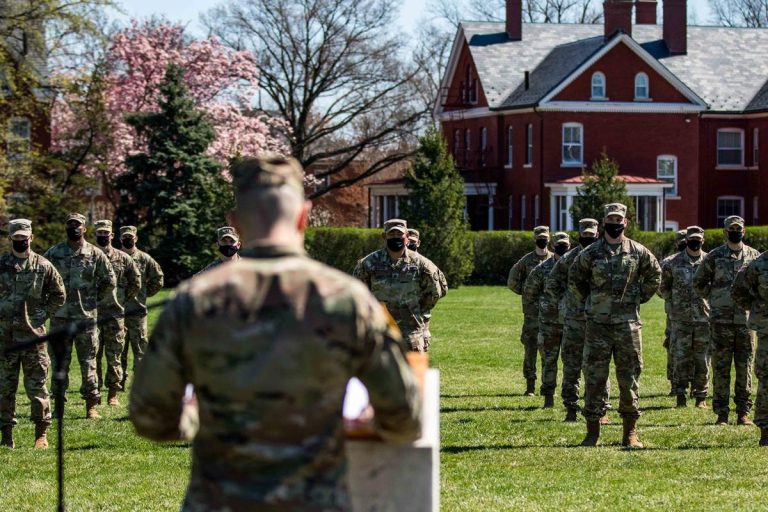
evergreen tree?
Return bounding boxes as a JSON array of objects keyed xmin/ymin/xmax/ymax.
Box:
[
  {"xmin": 116, "ymin": 63, "xmax": 232, "ymax": 284},
  {"xmin": 401, "ymin": 126, "xmax": 473, "ymax": 287},
  {"xmin": 570, "ymin": 150, "xmax": 636, "ymax": 233}
]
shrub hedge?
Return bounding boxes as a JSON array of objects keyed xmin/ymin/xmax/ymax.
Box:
[{"xmin": 306, "ymin": 227, "xmax": 768, "ymax": 285}]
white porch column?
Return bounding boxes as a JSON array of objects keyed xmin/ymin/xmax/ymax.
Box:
[
  {"xmin": 488, "ymin": 194, "xmax": 494, "ymax": 231},
  {"xmin": 566, "ymin": 195, "xmax": 574, "ymax": 231},
  {"xmin": 549, "ymin": 195, "xmax": 557, "ymax": 230}
]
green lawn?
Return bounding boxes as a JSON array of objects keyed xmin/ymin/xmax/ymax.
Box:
[{"xmin": 1, "ymin": 287, "xmax": 766, "ymax": 511}]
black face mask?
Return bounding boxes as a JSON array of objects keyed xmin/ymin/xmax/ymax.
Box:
[
  {"xmin": 66, "ymin": 227, "xmax": 83, "ymax": 241},
  {"xmin": 677, "ymin": 241, "xmax": 688, "ymax": 252},
  {"xmin": 219, "ymin": 244, "xmax": 239, "ymax": 257},
  {"xmin": 535, "ymin": 239, "xmax": 548, "ymax": 249},
  {"xmin": 604, "ymin": 223, "xmax": 625, "ymax": 239},
  {"xmin": 554, "ymin": 244, "xmax": 569, "ymax": 256},
  {"xmin": 687, "ymin": 240, "xmax": 703, "ymax": 252},
  {"xmin": 12, "ymin": 239, "xmax": 30, "ymax": 253},
  {"xmin": 96, "ymin": 235, "xmax": 111, "ymax": 248},
  {"xmin": 407, "ymin": 243, "xmax": 418, "ymax": 252},
  {"xmin": 579, "ymin": 236, "xmax": 596, "ymax": 248},
  {"xmin": 122, "ymin": 238, "xmax": 136, "ymax": 249},
  {"xmin": 727, "ymin": 231, "xmax": 744, "ymax": 244},
  {"xmin": 387, "ymin": 238, "xmax": 405, "ymax": 252}
]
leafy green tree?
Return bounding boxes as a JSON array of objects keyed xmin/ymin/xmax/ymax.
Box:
[
  {"xmin": 401, "ymin": 126, "xmax": 473, "ymax": 287},
  {"xmin": 570, "ymin": 150, "xmax": 636, "ymax": 234},
  {"xmin": 116, "ymin": 63, "xmax": 232, "ymax": 284}
]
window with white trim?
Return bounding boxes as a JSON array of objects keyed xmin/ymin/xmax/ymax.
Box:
[
  {"xmin": 754, "ymin": 128, "xmax": 759, "ymax": 167},
  {"xmin": 506, "ymin": 126, "xmax": 513, "ymax": 167},
  {"xmin": 716, "ymin": 196, "xmax": 744, "ymax": 226},
  {"xmin": 520, "ymin": 194, "xmax": 527, "ymax": 229},
  {"xmin": 534, "ymin": 195, "xmax": 540, "ymax": 226},
  {"xmin": 7, "ymin": 117, "xmax": 31, "ymax": 157},
  {"xmin": 634, "ymin": 73, "xmax": 649, "ymax": 100},
  {"xmin": 556, "ymin": 196, "xmax": 569, "ymax": 231},
  {"xmin": 562, "ymin": 123, "xmax": 583, "ymax": 165},
  {"xmin": 657, "ymin": 155, "xmax": 678, "ymax": 197},
  {"xmin": 525, "ymin": 124, "xmax": 533, "ymax": 166},
  {"xmin": 591, "ymin": 72, "xmax": 606, "ymax": 99},
  {"xmin": 480, "ymin": 127, "xmax": 488, "ymax": 167},
  {"xmin": 717, "ymin": 129, "xmax": 744, "ymax": 167},
  {"xmin": 464, "ymin": 128, "xmax": 471, "ymax": 166}
]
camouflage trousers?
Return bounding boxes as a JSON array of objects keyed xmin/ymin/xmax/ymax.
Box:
[
  {"xmin": 121, "ymin": 313, "xmax": 148, "ymax": 387},
  {"xmin": 0, "ymin": 341, "xmax": 51, "ymax": 428},
  {"xmin": 582, "ymin": 320, "xmax": 643, "ymax": 421},
  {"xmin": 671, "ymin": 321, "xmax": 710, "ymax": 398},
  {"xmin": 49, "ymin": 318, "xmax": 100, "ymax": 400},
  {"xmin": 753, "ymin": 329, "xmax": 768, "ymax": 429},
  {"xmin": 538, "ymin": 321, "xmax": 563, "ymax": 397},
  {"xmin": 710, "ymin": 323, "xmax": 755, "ymax": 416},
  {"xmin": 521, "ymin": 315, "xmax": 539, "ymax": 381},
  {"xmin": 664, "ymin": 315, "xmax": 674, "ymax": 382},
  {"xmin": 97, "ymin": 316, "xmax": 126, "ymax": 392},
  {"xmin": 423, "ymin": 318, "xmax": 432, "ymax": 352},
  {"xmin": 560, "ymin": 318, "xmax": 610, "ymax": 412}
]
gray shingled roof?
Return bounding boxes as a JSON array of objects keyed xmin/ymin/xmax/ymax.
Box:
[{"xmin": 461, "ymin": 22, "xmax": 768, "ymax": 113}]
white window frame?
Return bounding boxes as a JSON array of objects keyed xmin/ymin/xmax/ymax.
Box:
[
  {"xmin": 520, "ymin": 194, "xmax": 527, "ymax": 229},
  {"xmin": 525, "ymin": 124, "xmax": 533, "ymax": 167},
  {"xmin": 716, "ymin": 196, "xmax": 744, "ymax": 226},
  {"xmin": 505, "ymin": 126, "xmax": 513, "ymax": 168},
  {"xmin": 562, "ymin": 123, "xmax": 584, "ymax": 166},
  {"xmin": 591, "ymin": 72, "xmax": 606, "ymax": 100},
  {"xmin": 480, "ymin": 127, "xmax": 488, "ymax": 167},
  {"xmin": 634, "ymin": 73, "xmax": 650, "ymax": 101},
  {"xmin": 754, "ymin": 128, "xmax": 760, "ymax": 167},
  {"xmin": 664, "ymin": 221, "xmax": 679, "ymax": 232},
  {"xmin": 716, "ymin": 128, "xmax": 745, "ymax": 168},
  {"xmin": 657, "ymin": 155, "xmax": 678, "ymax": 198},
  {"xmin": 7, "ymin": 117, "xmax": 31, "ymax": 157}
]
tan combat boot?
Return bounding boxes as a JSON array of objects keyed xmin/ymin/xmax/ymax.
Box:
[
  {"xmin": 86, "ymin": 397, "xmax": 101, "ymax": 419},
  {"xmin": 760, "ymin": 428, "xmax": 768, "ymax": 447},
  {"xmin": 599, "ymin": 414, "xmax": 611, "ymax": 425},
  {"xmin": 34, "ymin": 423, "xmax": 49, "ymax": 449},
  {"xmin": 695, "ymin": 398, "xmax": 707, "ymax": 409},
  {"xmin": 107, "ymin": 389, "xmax": 120, "ymax": 407},
  {"xmin": 737, "ymin": 414, "xmax": 755, "ymax": 426},
  {"xmin": 580, "ymin": 420, "xmax": 600, "ymax": 447},
  {"xmin": 622, "ymin": 417, "xmax": 644, "ymax": 449},
  {"xmin": 0, "ymin": 426, "xmax": 13, "ymax": 448}
]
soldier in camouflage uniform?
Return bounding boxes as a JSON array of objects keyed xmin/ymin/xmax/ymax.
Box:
[
  {"xmin": 693, "ymin": 215, "xmax": 760, "ymax": 426},
  {"xmin": 404, "ymin": 228, "xmax": 447, "ymax": 351},
  {"xmin": 508, "ymin": 226, "xmax": 553, "ymax": 396},
  {"xmin": 130, "ymin": 155, "xmax": 421, "ymax": 511},
  {"xmin": 731, "ymin": 248, "xmax": 768, "ymax": 446},
  {"xmin": 661, "ymin": 229, "xmax": 689, "ymax": 395},
  {"xmin": 658, "ymin": 226, "xmax": 710, "ymax": 408},
  {"xmin": 0, "ymin": 219, "xmax": 65, "ymax": 449},
  {"xmin": 119, "ymin": 226, "xmax": 164, "ymax": 389},
  {"xmin": 93, "ymin": 220, "xmax": 141, "ymax": 406},
  {"xmin": 523, "ymin": 232, "xmax": 570, "ymax": 408},
  {"xmin": 569, "ymin": 203, "xmax": 661, "ymax": 448},
  {"xmin": 353, "ymin": 219, "xmax": 446, "ymax": 353},
  {"xmin": 198, "ymin": 226, "xmax": 241, "ymax": 273},
  {"xmin": 44, "ymin": 213, "xmax": 116, "ymax": 419}
]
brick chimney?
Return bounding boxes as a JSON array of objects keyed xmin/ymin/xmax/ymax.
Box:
[
  {"xmin": 663, "ymin": 0, "xmax": 687, "ymax": 54},
  {"xmin": 635, "ymin": 0, "xmax": 657, "ymax": 24},
  {"xmin": 506, "ymin": 0, "xmax": 522, "ymax": 41},
  {"xmin": 604, "ymin": 0, "xmax": 633, "ymax": 40}
]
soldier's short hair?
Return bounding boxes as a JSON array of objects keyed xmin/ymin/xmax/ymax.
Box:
[{"xmin": 231, "ymin": 154, "xmax": 305, "ymax": 197}]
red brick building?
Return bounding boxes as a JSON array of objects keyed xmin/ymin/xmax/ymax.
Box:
[{"xmin": 413, "ymin": 0, "xmax": 768, "ymax": 231}]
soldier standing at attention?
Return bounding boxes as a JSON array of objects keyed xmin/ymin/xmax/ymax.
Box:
[
  {"xmin": 404, "ymin": 228, "xmax": 447, "ymax": 352},
  {"xmin": 569, "ymin": 203, "xmax": 661, "ymax": 448},
  {"xmin": 658, "ymin": 226, "xmax": 710, "ymax": 408},
  {"xmin": 523, "ymin": 232, "xmax": 570, "ymax": 408},
  {"xmin": 407, "ymin": 229, "xmax": 420, "ymax": 252},
  {"xmin": 693, "ymin": 215, "xmax": 760, "ymax": 426},
  {"xmin": 44, "ymin": 213, "xmax": 116, "ymax": 419},
  {"xmin": 0, "ymin": 219, "xmax": 65, "ymax": 448},
  {"xmin": 731, "ymin": 247, "xmax": 768, "ymax": 446},
  {"xmin": 130, "ymin": 155, "xmax": 421, "ymax": 511},
  {"xmin": 508, "ymin": 226, "xmax": 553, "ymax": 396},
  {"xmin": 661, "ymin": 229, "xmax": 689, "ymax": 395},
  {"xmin": 93, "ymin": 220, "xmax": 141, "ymax": 406},
  {"xmin": 353, "ymin": 219, "xmax": 446, "ymax": 353},
  {"xmin": 119, "ymin": 226, "xmax": 164, "ymax": 389},
  {"xmin": 198, "ymin": 226, "xmax": 241, "ymax": 273}
]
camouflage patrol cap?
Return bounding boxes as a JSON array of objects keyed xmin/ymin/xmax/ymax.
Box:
[
  {"xmin": 120, "ymin": 226, "xmax": 138, "ymax": 238},
  {"xmin": 724, "ymin": 215, "xmax": 745, "ymax": 229},
  {"xmin": 603, "ymin": 203, "xmax": 627, "ymax": 219},
  {"xmin": 553, "ymin": 232, "xmax": 571, "ymax": 245},
  {"xmin": 217, "ymin": 226, "xmax": 239, "ymax": 242},
  {"xmin": 533, "ymin": 226, "xmax": 550, "ymax": 239},
  {"xmin": 9, "ymin": 218, "xmax": 32, "ymax": 237},
  {"xmin": 675, "ymin": 229, "xmax": 687, "ymax": 243},
  {"xmin": 94, "ymin": 219, "xmax": 113, "ymax": 234},
  {"xmin": 686, "ymin": 226, "xmax": 705, "ymax": 240},
  {"xmin": 231, "ymin": 154, "xmax": 305, "ymax": 195},
  {"xmin": 578, "ymin": 218, "xmax": 599, "ymax": 235},
  {"xmin": 407, "ymin": 228, "xmax": 420, "ymax": 241},
  {"xmin": 383, "ymin": 219, "xmax": 407, "ymax": 234},
  {"xmin": 66, "ymin": 212, "xmax": 87, "ymax": 225}
]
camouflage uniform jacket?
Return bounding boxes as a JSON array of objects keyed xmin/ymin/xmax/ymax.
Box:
[
  {"xmin": 569, "ymin": 237, "xmax": 661, "ymax": 325},
  {"xmin": 523, "ymin": 257, "xmax": 560, "ymax": 325},
  {"xmin": 130, "ymin": 245, "xmax": 421, "ymax": 511},
  {"xmin": 660, "ymin": 250, "xmax": 685, "ymax": 316},
  {"xmin": 352, "ymin": 248, "xmax": 445, "ymax": 326},
  {"xmin": 197, "ymin": 253, "xmax": 241, "ymax": 274},
  {"xmin": 44, "ymin": 241, "xmax": 116, "ymax": 320},
  {"xmin": 124, "ymin": 249, "xmax": 164, "ymax": 315},
  {"xmin": 0, "ymin": 251, "xmax": 66, "ymax": 342},
  {"xmin": 543, "ymin": 246, "xmax": 583, "ymax": 323},
  {"xmin": 732, "ymin": 252, "xmax": 768, "ymax": 332},
  {"xmin": 658, "ymin": 250, "xmax": 710, "ymax": 323},
  {"xmin": 99, "ymin": 246, "xmax": 141, "ymax": 317},
  {"xmin": 692, "ymin": 244, "xmax": 760, "ymax": 325},
  {"xmin": 508, "ymin": 250, "xmax": 553, "ymax": 317}
]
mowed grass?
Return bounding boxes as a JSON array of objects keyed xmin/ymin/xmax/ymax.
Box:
[{"xmin": 1, "ymin": 286, "xmax": 766, "ymax": 511}]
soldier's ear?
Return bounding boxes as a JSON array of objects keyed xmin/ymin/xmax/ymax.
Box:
[{"xmin": 297, "ymin": 200, "xmax": 312, "ymax": 233}]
